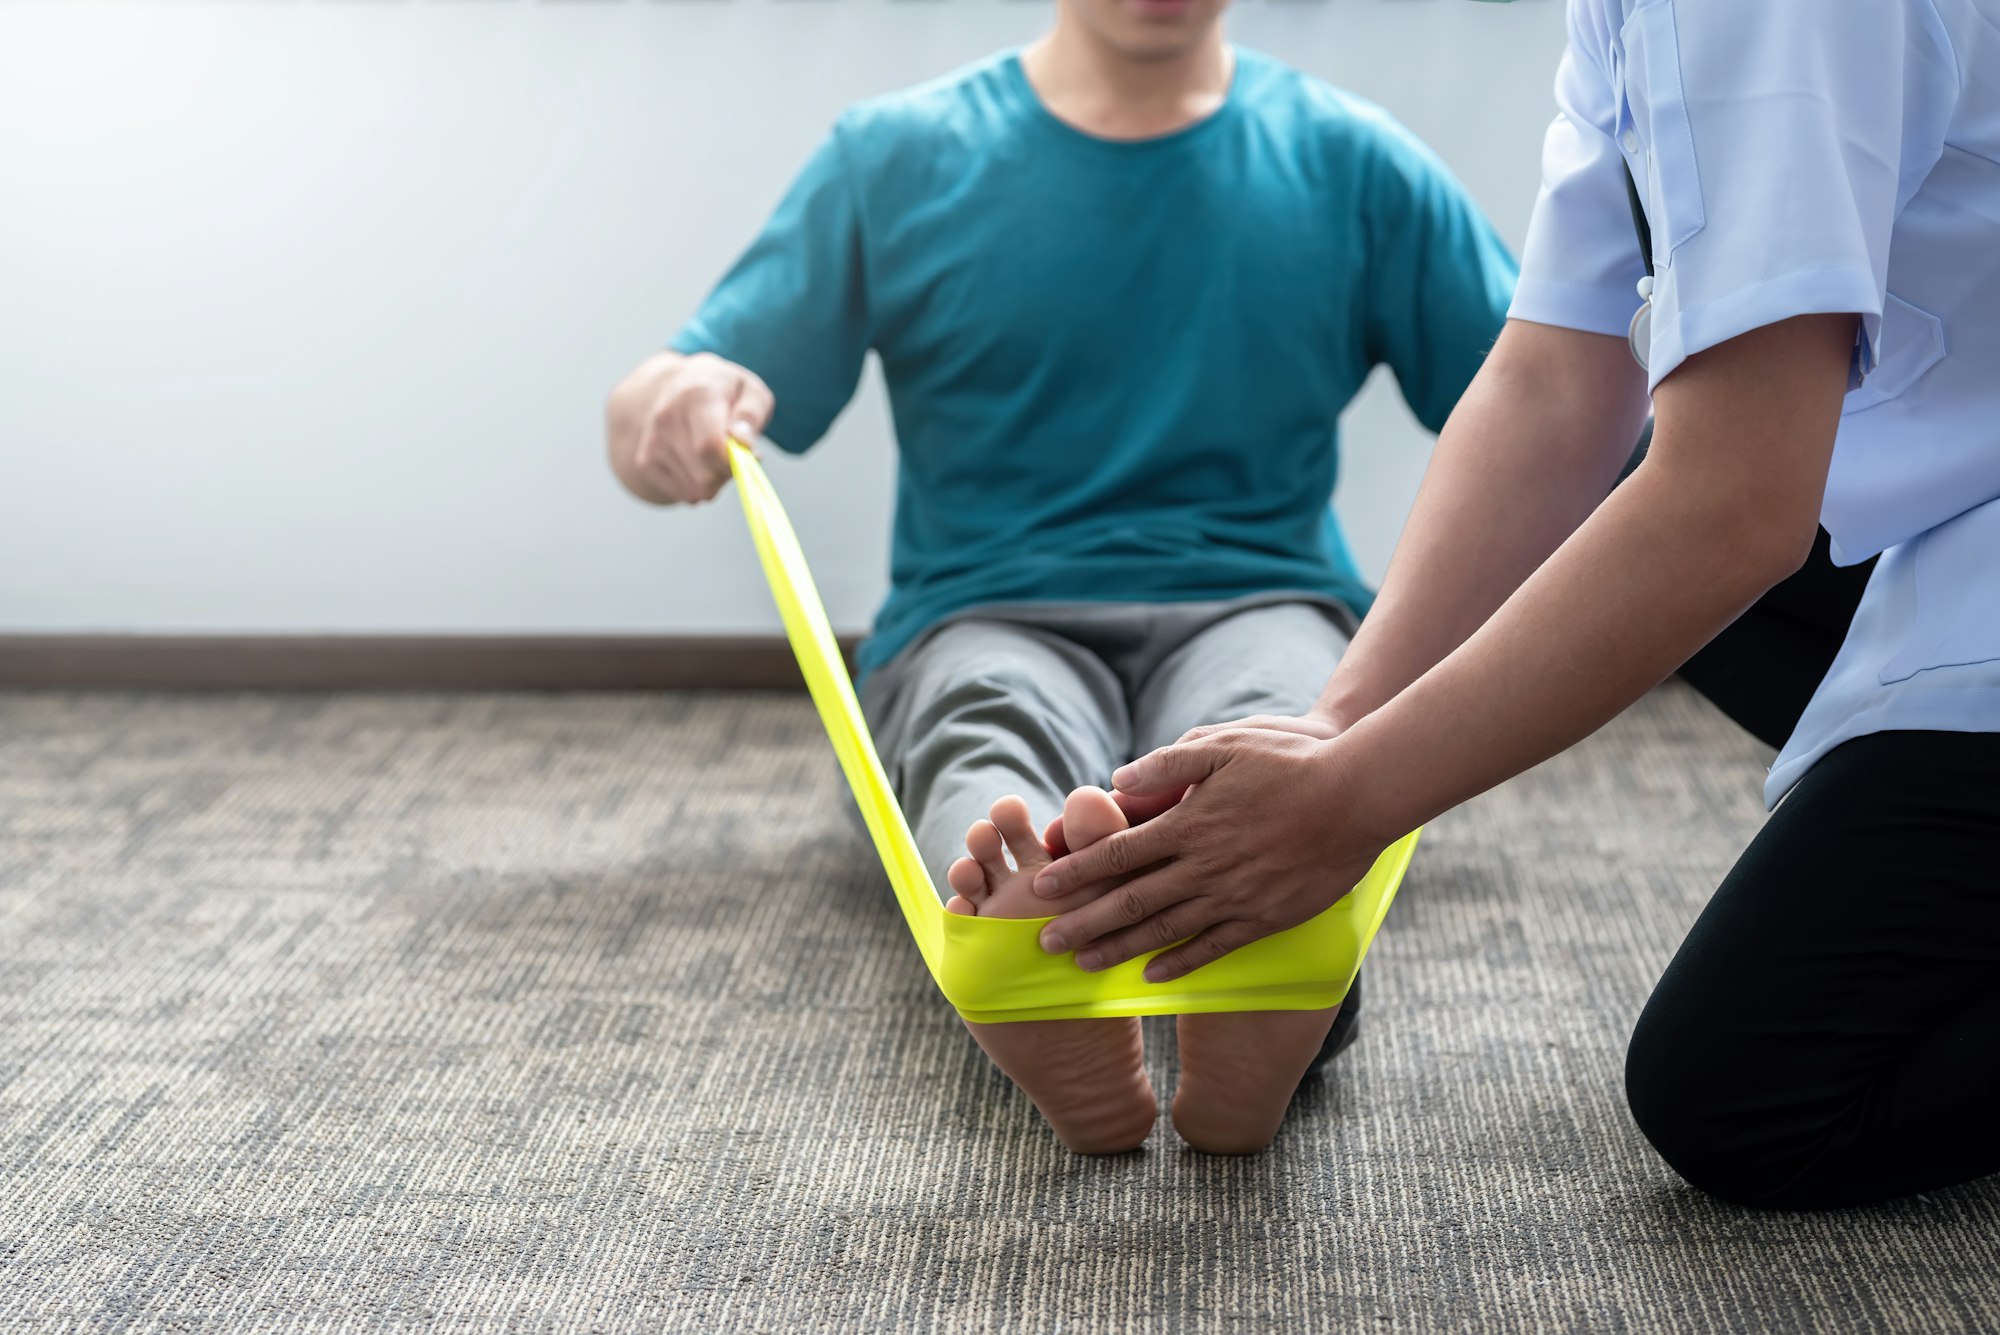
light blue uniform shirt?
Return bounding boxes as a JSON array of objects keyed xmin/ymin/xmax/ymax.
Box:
[
  {"xmin": 674, "ymin": 49, "xmax": 1517, "ymax": 677},
  {"xmin": 1509, "ymin": 0, "xmax": 2000, "ymax": 806}
]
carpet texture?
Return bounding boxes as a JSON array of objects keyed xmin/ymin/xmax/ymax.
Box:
[{"xmin": 2, "ymin": 684, "xmax": 1995, "ymax": 1332}]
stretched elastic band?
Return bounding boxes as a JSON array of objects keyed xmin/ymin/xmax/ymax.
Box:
[{"xmin": 729, "ymin": 440, "xmax": 1416, "ymax": 1023}]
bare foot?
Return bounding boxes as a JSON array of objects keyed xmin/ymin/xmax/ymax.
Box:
[
  {"xmin": 945, "ymin": 788, "xmax": 1155, "ymax": 1154},
  {"xmin": 1173, "ymin": 1006, "xmax": 1339, "ymax": 1155}
]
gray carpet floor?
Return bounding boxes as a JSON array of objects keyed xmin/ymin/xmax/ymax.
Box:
[{"xmin": 2, "ymin": 683, "xmax": 1996, "ymax": 1332}]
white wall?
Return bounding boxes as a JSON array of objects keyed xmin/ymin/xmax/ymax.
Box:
[{"xmin": 0, "ymin": 0, "xmax": 1566, "ymax": 636}]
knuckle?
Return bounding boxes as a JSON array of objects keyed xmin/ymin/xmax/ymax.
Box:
[{"xmin": 1117, "ymin": 891, "xmax": 1150, "ymax": 927}]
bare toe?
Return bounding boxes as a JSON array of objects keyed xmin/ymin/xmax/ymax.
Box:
[
  {"xmin": 945, "ymin": 894, "xmax": 977, "ymax": 916},
  {"xmin": 988, "ymin": 796, "xmax": 1049, "ymax": 871},
  {"xmin": 966, "ymin": 819, "xmax": 1011, "ymax": 883},
  {"xmin": 947, "ymin": 856, "xmax": 988, "ymax": 905},
  {"xmin": 1061, "ymin": 786, "xmax": 1129, "ymax": 850}
]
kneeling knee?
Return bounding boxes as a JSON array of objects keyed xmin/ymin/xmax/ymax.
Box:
[{"xmin": 1624, "ymin": 1011, "xmax": 1815, "ymax": 1209}]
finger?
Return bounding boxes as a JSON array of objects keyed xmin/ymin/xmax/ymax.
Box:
[
  {"xmin": 1110, "ymin": 737, "xmax": 1231, "ymax": 796},
  {"xmin": 987, "ymin": 795, "xmax": 1047, "ymax": 870},
  {"xmin": 1037, "ymin": 867, "xmax": 1205, "ymax": 963},
  {"xmin": 1031, "ymin": 813, "xmax": 1181, "ymax": 898},
  {"xmin": 635, "ymin": 411, "xmax": 675, "ymax": 492},
  {"xmin": 727, "ymin": 369, "xmax": 776, "ymax": 437},
  {"xmin": 1110, "ymin": 787, "xmax": 1185, "ymax": 827},
  {"xmin": 1075, "ymin": 897, "xmax": 1219, "ymax": 973},
  {"xmin": 1141, "ymin": 920, "xmax": 1264, "ymax": 983},
  {"xmin": 1176, "ymin": 715, "xmax": 1277, "ymax": 746},
  {"xmin": 1177, "ymin": 714, "xmax": 1333, "ymax": 747},
  {"xmin": 681, "ymin": 390, "xmax": 736, "ymax": 497}
]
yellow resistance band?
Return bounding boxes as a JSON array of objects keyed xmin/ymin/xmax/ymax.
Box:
[{"xmin": 729, "ymin": 440, "xmax": 1418, "ymax": 1024}]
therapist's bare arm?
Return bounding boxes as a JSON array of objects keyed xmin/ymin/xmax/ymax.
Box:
[
  {"xmin": 1326, "ymin": 313, "xmax": 1851, "ymax": 837},
  {"xmin": 606, "ymin": 351, "xmax": 775, "ymax": 505},
  {"xmin": 1035, "ymin": 314, "xmax": 1856, "ymax": 980},
  {"xmin": 1310, "ymin": 321, "xmax": 1651, "ymax": 731},
  {"xmin": 1187, "ymin": 320, "xmax": 1651, "ymax": 747}
]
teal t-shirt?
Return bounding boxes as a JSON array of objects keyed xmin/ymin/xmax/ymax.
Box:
[{"xmin": 673, "ymin": 48, "xmax": 1517, "ymax": 676}]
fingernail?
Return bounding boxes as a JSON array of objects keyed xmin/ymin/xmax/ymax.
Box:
[
  {"xmin": 730, "ymin": 418, "xmax": 755, "ymax": 440},
  {"xmin": 1076, "ymin": 951, "xmax": 1102, "ymax": 971},
  {"xmin": 1111, "ymin": 765, "xmax": 1136, "ymax": 787},
  {"xmin": 1040, "ymin": 929, "xmax": 1066, "ymax": 954},
  {"xmin": 1033, "ymin": 870, "xmax": 1060, "ymax": 893}
]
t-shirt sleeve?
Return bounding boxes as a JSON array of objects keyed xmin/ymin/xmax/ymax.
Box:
[
  {"xmin": 1507, "ymin": 2, "xmax": 1649, "ymax": 340},
  {"xmin": 1630, "ymin": 0, "xmax": 1957, "ymax": 390},
  {"xmin": 669, "ymin": 124, "xmax": 872, "ymax": 454},
  {"xmin": 1361, "ymin": 120, "xmax": 1520, "ymax": 435}
]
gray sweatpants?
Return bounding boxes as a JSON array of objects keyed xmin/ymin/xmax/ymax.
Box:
[{"xmin": 858, "ymin": 596, "xmax": 1354, "ymax": 901}]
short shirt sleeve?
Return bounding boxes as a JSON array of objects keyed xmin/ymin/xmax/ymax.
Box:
[
  {"xmin": 1361, "ymin": 117, "xmax": 1520, "ymax": 433},
  {"xmin": 1639, "ymin": 0, "xmax": 1958, "ymax": 391},
  {"xmin": 669, "ymin": 124, "xmax": 873, "ymax": 454},
  {"xmin": 1507, "ymin": 2, "xmax": 1649, "ymax": 340}
]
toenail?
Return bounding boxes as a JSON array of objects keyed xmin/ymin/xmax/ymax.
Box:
[{"xmin": 1040, "ymin": 928, "xmax": 1066, "ymax": 953}]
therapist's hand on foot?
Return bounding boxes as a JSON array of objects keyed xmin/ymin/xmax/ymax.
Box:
[
  {"xmin": 1040, "ymin": 786, "xmax": 1183, "ymax": 858},
  {"xmin": 1031, "ymin": 728, "xmax": 1393, "ymax": 983},
  {"xmin": 1041, "ymin": 712, "xmax": 1345, "ymax": 855}
]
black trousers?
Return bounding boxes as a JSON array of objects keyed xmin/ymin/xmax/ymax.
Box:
[{"xmin": 1628, "ymin": 533, "xmax": 2000, "ymax": 1208}]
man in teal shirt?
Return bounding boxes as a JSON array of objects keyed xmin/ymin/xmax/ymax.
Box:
[{"xmin": 607, "ymin": 0, "xmax": 1514, "ymax": 1157}]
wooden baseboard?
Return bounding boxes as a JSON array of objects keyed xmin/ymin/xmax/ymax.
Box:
[{"xmin": 0, "ymin": 635, "xmax": 850, "ymax": 691}]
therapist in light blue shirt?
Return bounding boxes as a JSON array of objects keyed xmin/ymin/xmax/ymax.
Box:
[{"xmin": 1030, "ymin": 0, "xmax": 2000, "ymax": 1209}]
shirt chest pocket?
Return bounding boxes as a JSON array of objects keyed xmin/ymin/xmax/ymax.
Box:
[{"xmin": 1616, "ymin": 0, "xmax": 1706, "ymax": 261}]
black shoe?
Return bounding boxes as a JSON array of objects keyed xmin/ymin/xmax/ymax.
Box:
[{"xmin": 1304, "ymin": 971, "xmax": 1363, "ymax": 1077}]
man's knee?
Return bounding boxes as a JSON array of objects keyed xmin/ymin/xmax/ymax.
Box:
[
  {"xmin": 892, "ymin": 655, "xmax": 1112, "ymax": 826},
  {"xmin": 902, "ymin": 665, "xmax": 1061, "ymax": 758}
]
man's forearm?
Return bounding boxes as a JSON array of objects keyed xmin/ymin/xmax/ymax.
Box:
[{"xmin": 1315, "ymin": 322, "xmax": 1651, "ymax": 729}]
